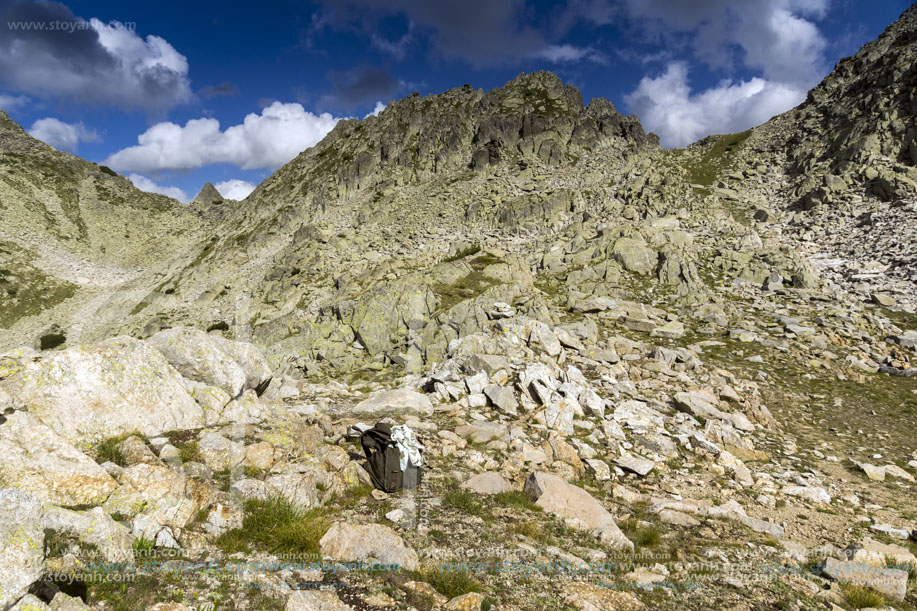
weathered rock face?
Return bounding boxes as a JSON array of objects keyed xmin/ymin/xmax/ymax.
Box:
[
  {"xmin": 0, "ymin": 336, "xmax": 204, "ymax": 445},
  {"xmin": 0, "ymin": 412, "xmax": 118, "ymax": 505},
  {"xmin": 41, "ymin": 505, "xmax": 134, "ymax": 563},
  {"xmin": 524, "ymin": 471, "xmax": 632, "ymax": 551},
  {"xmin": 150, "ymin": 327, "xmax": 249, "ymax": 397},
  {"xmin": 319, "ymin": 522, "xmax": 419, "ymax": 571},
  {"xmin": 780, "ymin": 4, "xmax": 917, "ymax": 171},
  {"xmin": 0, "ymin": 489, "xmax": 45, "ymax": 610},
  {"xmin": 351, "ymin": 388, "xmax": 434, "ymax": 416}
]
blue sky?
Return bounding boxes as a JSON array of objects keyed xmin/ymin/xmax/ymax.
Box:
[{"xmin": 0, "ymin": 0, "xmax": 911, "ymax": 202}]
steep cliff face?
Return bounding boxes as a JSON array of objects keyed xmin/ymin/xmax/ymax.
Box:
[
  {"xmin": 785, "ymin": 4, "xmax": 917, "ymax": 171},
  {"xmin": 746, "ymin": 5, "xmax": 917, "ymax": 207}
]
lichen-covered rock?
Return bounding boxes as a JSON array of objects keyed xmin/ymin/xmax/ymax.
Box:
[
  {"xmin": 41, "ymin": 505, "xmax": 133, "ymax": 563},
  {"xmin": 149, "ymin": 327, "xmax": 247, "ymax": 397},
  {"xmin": 611, "ymin": 238, "xmax": 657, "ymax": 274},
  {"xmin": 0, "ymin": 489, "xmax": 45, "ymax": 610},
  {"xmin": 319, "ymin": 522, "xmax": 419, "ymax": 571},
  {"xmin": 0, "ymin": 337, "xmax": 204, "ymax": 445},
  {"xmin": 0, "ymin": 412, "xmax": 117, "ymax": 505}
]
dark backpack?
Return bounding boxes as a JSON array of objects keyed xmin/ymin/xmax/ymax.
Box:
[{"xmin": 360, "ymin": 423, "xmax": 423, "ymax": 493}]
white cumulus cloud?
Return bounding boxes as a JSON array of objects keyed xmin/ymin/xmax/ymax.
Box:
[
  {"xmin": 619, "ymin": 0, "xmax": 831, "ymax": 147},
  {"xmin": 535, "ymin": 44, "xmax": 607, "ymax": 64},
  {"xmin": 105, "ymin": 102, "xmax": 339, "ymax": 173},
  {"xmin": 127, "ymin": 173, "xmax": 190, "ymax": 203},
  {"xmin": 364, "ymin": 101, "xmax": 386, "ymax": 118},
  {"xmin": 0, "ymin": 93, "xmax": 29, "ymax": 111},
  {"xmin": 0, "ymin": 0, "xmax": 191, "ymax": 111},
  {"xmin": 28, "ymin": 117, "xmax": 101, "ymax": 152},
  {"xmin": 625, "ymin": 62, "xmax": 805, "ymax": 148},
  {"xmin": 215, "ymin": 179, "xmax": 256, "ymax": 200}
]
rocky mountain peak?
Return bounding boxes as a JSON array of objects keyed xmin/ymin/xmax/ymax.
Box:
[
  {"xmin": 771, "ymin": 4, "xmax": 917, "ymax": 177},
  {"xmin": 191, "ymin": 182, "xmax": 224, "ymax": 206},
  {"xmin": 248, "ymin": 71, "xmax": 655, "ymax": 214}
]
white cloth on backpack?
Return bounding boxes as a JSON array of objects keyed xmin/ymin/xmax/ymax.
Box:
[{"xmin": 390, "ymin": 424, "xmax": 424, "ymax": 471}]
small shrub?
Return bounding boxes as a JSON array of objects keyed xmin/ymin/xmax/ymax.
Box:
[
  {"xmin": 443, "ymin": 244, "xmax": 481, "ymax": 263},
  {"xmin": 242, "ymin": 465, "xmax": 267, "ymax": 480},
  {"xmin": 95, "ymin": 436, "xmax": 128, "ymax": 467},
  {"xmin": 98, "ymin": 165, "xmax": 118, "ymax": 176},
  {"xmin": 419, "ymin": 563, "xmax": 483, "ymax": 599},
  {"xmin": 174, "ymin": 440, "xmax": 200, "ymax": 464},
  {"xmin": 512, "ymin": 521, "xmax": 542, "ymax": 540},
  {"xmin": 840, "ymin": 583, "xmax": 886, "ymax": 609}
]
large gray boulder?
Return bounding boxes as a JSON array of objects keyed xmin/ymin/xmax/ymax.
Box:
[
  {"xmin": 523, "ymin": 471, "xmax": 632, "ymax": 551},
  {"xmin": 611, "ymin": 238, "xmax": 657, "ymax": 274},
  {"xmin": 149, "ymin": 327, "xmax": 248, "ymax": 397},
  {"xmin": 319, "ymin": 522, "xmax": 419, "ymax": 571},
  {"xmin": 352, "ymin": 388, "xmax": 434, "ymax": 415},
  {"xmin": 211, "ymin": 335, "xmax": 273, "ymax": 392},
  {"xmin": 0, "ymin": 412, "xmax": 117, "ymax": 505},
  {"xmin": 0, "ymin": 336, "xmax": 204, "ymax": 445},
  {"xmin": 0, "ymin": 489, "xmax": 45, "ymax": 610}
]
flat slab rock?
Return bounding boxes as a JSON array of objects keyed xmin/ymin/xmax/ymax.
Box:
[
  {"xmin": 613, "ymin": 453, "xmax": 656, "ymax": 476},
  {"xmin": 461, "ymin": 471, "xmax": 514, "ymax": 495},
  {"xmin": 351, "ymin": 388, "xmax": 434, "ymax": 415},
  {"xmin": 524, "ymin": 471, "xmax": 633, "ymax": 551},
  {"xmin": 319, "ymin": 522, "xmax": 419, "ymax": 571},
  {"xmin": 286, "ymin": 591, "xmax": 353, "ymax": 610},
  {"xmin": 562, "ymin": 582, "xmax": 644, "ymax": 610},
  {"xmin": 823, "ymin": 557, "xmax": 908, "ymax": 601},
  {"xmin": 455, "ymin": 421, "xmax": 507, "ymax": 443}
]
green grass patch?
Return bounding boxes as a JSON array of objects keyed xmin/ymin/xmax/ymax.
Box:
[
  {"xmin": 418, "ymin": 563, "xmax": 484, "ymax": 599},
  {"xmin": 132, "ymin": 536, "xmax": 155, "ymax": 554},
  {"xmin": 332, "ymin": 483, "xmax": 374, "ymax": 508},
  {"xmin": 492, "ymin": 491, "xmax": 541, "ymax": 512},
  {"xmin": 681, "ymin": 129, "xmax": 752, "ymax": 193},
  {"xmin": 619, "ymin": 518, "xmax": 662, "ymax": 548},
  {"xmin": 443, "ymin": 489, "xmax": 490, "ymax": 519},
  {"xmin": 443, "ymin": 244, "xmax": 481, "ymax": 262},
  {"xmin": 840, "ymin": 583, "xmax": 887, "ymax": 608},
  {"xmin": 216, "ymin": 496, "xmax": 331, "ymax": 555}
]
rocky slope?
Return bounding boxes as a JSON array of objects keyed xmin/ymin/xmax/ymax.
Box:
[
  {"xmin": 0, "ymin": 6, "xmax": 915, "ymax": 611},
  {"xmin": 0, "ymin": 111, "xmax": 210, "ymax": 349}
]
